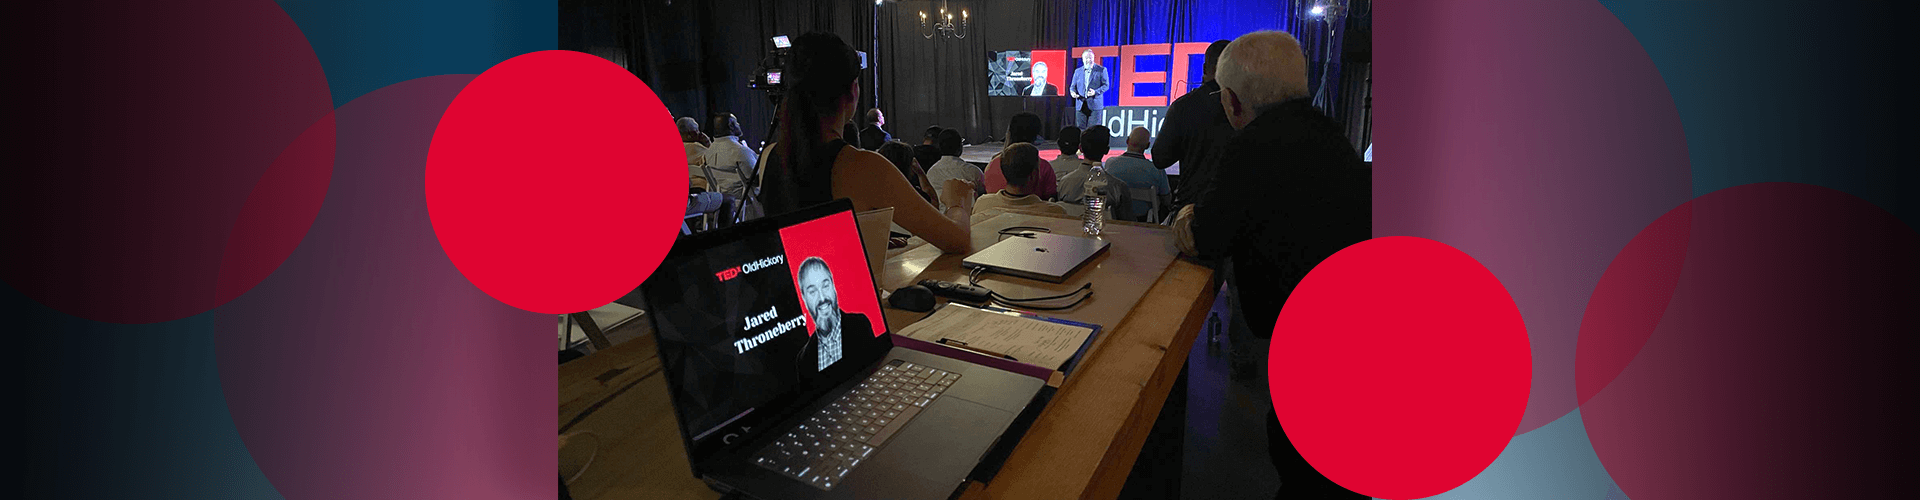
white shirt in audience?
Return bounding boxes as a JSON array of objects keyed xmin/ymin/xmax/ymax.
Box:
[
  {"xmin": 925, "ymin": 155, "xmax": 987, "ymax": 196},
  {"xmin": 699, "ymin": 136, "xmax": 759, "ymax": 195},
  {"xmin": 1055, "ymin": 160, "xmax": 1098, "ymax": 203},
  {"xmin": 1051, "ymin": 153, "xmax": 1092, "ymax": 184},
  {"xmin": 684, "ymin": 142, "xmax": 707, "ymax": 166},
  {"xmin": 685, "ymin": 141, "xmax": 708, "ymax": 188},
  {"xmin": 974, "ymin": 190, "xmax": 1068, "ymax": 215},
  {"xmin": 702, "ymin": 136, "xmax": 758, "ymax": 171}
]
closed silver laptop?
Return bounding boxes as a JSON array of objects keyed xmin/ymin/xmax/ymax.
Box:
[{"xmin": 962, "ymin": 232, "xmax": 1110, "ymax": 283}]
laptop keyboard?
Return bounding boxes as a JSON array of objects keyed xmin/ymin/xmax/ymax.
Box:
[{"xmin": 752, "ymin": 359, "xmax": 962, "ymax": 490}]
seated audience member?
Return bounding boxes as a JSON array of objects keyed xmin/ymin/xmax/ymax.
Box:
[
  {"xmin": 759, "ymin": 32, "xmax": 975, "ymax": 254},
  {"xmin": 681, "ymin": 116, "xmax": 708, "ymax": 165},
  {"xmin": 1169, "ymin": 31, "xmax": 1370, "ymax": 500},
  {"xmin": 876, "ymin": 141, "xmax": 938, "ymax": 205},
  {"xmin": 699, "ymin": 112, "xmax": 759, "ymax": 197},
  {"xmin": 681, "ymin": 116, "xmax": 710, "ymax": 189},
  {"xmin": 1102, "ymin": 126, "xmax": 1172, "ymax": 221},
  {"xmin": 1050, "ymin": 125, "xmax": 1086, "ymax": 183},
  {"xmin": 685, "ymin": 190, "xmax": 736, "ymax": 230},
  {"xmin": 841, "ymin": 122, "xmax": 863, "ymax": 150},
  {"xmin": 1056, "ymin": 125, "xmax": 1109, "ymax": 203},
  {"xmin": 1055, "ymin": 125, "xmax": 1131, "ymax": 219},
  {"xmin": 1152, "ymin": 39, "xmax": 1235, "ymax": 208},
  {"xmin": 912, "ymin": 126, "xmax": 945, "ymax": 176},
  {"xmin": 924, "ymin": 128, "xmax": 986, "ymax": 198},
  {"xmin": 974, "ymin": 143, "xmax": 1067, "ymax": 215},
  {"xmin": 912, "ymin": 143, "xmax": 944, "ymax": 184},
  {"xmin": 859, "ymin": 108, "xmax": 893, "ymax": 150},
  {"xmin": 983, "ymin": 112, "xmax": 1060, "ymax": 200}
]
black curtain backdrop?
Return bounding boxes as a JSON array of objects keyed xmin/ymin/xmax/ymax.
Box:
[
  {"xmin": 560, "ymin": 0, "xmax": 1363, "ymax": 151},
  {"xmin": 561, "ymin": 0, "xmax": 875, "ymax": 150},
  {"xmin": 879, "ymin": 0, "xmax": 1049, "ymax": 146}
]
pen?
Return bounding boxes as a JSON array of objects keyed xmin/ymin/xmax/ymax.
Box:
[{"xmin": 937, "ymin": 338, "xmax": 1018, "ymax": 362}]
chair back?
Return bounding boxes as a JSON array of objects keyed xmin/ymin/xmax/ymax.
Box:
[
  {"xmin": 702, "ymin": 163, "xmax": 750, "ymax": 200},
  {"xmin": 1127, "ymin": 185, "xmax": 1159, "ymax": 223}
]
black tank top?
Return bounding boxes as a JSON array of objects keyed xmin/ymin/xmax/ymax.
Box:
[{"xmin": 789, "ymin": 138, "xmax": 850, "ymax": 211}]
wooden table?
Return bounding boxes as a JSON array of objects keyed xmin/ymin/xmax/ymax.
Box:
[{"xmin": 560, "ymin": 210, "xmax": 1218, "ymax": 500}]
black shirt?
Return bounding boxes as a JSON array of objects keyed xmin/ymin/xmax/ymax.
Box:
[
  {"xmin": 859, "ymin": 126, "xmax": 892, "ymax": 151},
  {"xmin": 799, "ymin": 312, "xmax": 874, "ymax": 375},
  {"xmin": 1151, "ymin": 80, "xmax": 1236, "ymax": 207},
  {"xmin": 1190, "ymin": 98, "xmax": 1370, "ymax": 336}
]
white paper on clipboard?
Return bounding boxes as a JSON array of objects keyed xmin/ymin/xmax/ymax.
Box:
[{"xmin": 893, "ymin": 304, "xmax": 1095, "ymax": 371}]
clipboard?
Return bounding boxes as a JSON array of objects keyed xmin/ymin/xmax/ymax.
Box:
[{"xmin": 890, "ymin": 303, "xmax": 1104, "ymax": 387}]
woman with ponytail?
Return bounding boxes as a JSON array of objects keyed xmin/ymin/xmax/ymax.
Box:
[{"xmin": 761, "ymin": 32, "xmax": 975, "ymax": 253}]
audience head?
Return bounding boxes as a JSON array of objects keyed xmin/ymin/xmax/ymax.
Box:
[
  {"xmin": 765, "ymin": 31, "xmax": 862, "ymax": 212},
  {"xmin": 938, "ymin": 128, "xmax": 964, "ymax": 157},
  {"xmin": 843, "ymin": 122, "xmax": 861, "ymax": 147},
  {"xmin": 866, "ymin": 108, "xmax": 885, "ymax": 127},
  {"xmin": 923, "ymin": 126, "xmax": 943, "ymax": 145},
  {"xmin": 677, "ymin": 117, "xmax": 701, "ymax": 141},
  {"xmin": 912, "ymin": 144, "xmax": 943, "ymax": 176},
  {"xmin": 999, "ymin": 143, "xmax": 1040, "ymax": 190},
  {"xmin": 1057, "ymin": 126, "xmax": 1081, "ymax": 157},
  {"xmin": 1080, "ymin": 125, "xmax": 1112, "ymax": 162},
  {"xmin": 876, "ymin": 141, "xmax": 917, "ymax": 185},
  {"xmin": 708, "ymin": 112, "xmax": 741, "ymax": 138},
  {"xmin": 1126, "ymin": 127, "xmax": 1150, "ymax": 153},
  {"xmin": 1006, "ymin": 112, "xmax": 1043, "ymax": 144},
  {"xmin": 1217, "ymin": 31, "xmax": 1307, "ymax": 130},
  {"xmin": 1203, "ymin": 39, "xmax": 1231, "ymax": 80}
]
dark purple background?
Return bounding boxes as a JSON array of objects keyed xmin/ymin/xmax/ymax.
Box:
[{"xmin": 2, "ymin": 1, "xmax": 1913, "ymax": 498}]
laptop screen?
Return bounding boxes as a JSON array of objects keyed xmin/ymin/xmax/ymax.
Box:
[{"xmin": 646, "ymin": 200, "xmax": 891, "ymax": 464}]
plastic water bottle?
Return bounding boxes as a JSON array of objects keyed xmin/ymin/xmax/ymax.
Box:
[{"xmin": 1082, "ymin": 165, "xmax": 1112, "ymax": 235}]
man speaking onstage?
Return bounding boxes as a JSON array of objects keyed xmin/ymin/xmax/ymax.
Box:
[{"xmin": 1068, "ymin": 49, "xmax": 1110, "ymax": 129}]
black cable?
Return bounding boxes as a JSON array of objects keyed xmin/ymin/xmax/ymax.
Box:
[
  {"xmin": 992, "ymin": 282, "xmax": 1093, "ymax": 301},
  {"xmin": 989, "ymin": 289, "xmax": 1093, "ymax": 310}
]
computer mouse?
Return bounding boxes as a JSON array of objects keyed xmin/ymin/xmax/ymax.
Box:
[{"xmin": 887, "ymin": 284, "xmax": 936, "ymax": 313}]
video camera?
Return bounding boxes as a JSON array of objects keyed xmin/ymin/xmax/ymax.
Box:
[{"xmin": 750, "ymin": 35, "xmax": 866, "ymax": 94}]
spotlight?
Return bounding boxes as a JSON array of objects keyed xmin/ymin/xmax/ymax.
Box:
[{"xmin": 1309, "ymin": 5, "xmax": 1326, "ymax": 16}]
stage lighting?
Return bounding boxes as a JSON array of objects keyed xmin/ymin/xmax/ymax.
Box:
[{"xmin": 1310, "ymin": 5, "xmax": 1326, "ymax": 16}]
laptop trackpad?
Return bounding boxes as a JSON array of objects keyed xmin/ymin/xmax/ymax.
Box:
[{"xmin": 871, "ymin": 397, "xmax": 1012, "ymax": 486}]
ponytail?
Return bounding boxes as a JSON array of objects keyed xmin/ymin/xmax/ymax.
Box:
[{"xmin": 763, "ymin": 32, "xmax": 861, "ymax": 215}]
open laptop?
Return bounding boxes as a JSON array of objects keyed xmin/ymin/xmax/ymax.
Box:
[
  {"xmin": 961, "ymin": 231, "xmax": 1110, "ymax": 283},
  {"xmin": 644, "ymin": 199, "xmax": 1045, "ymax": 499}
]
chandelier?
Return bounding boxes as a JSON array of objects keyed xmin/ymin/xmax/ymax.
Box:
[{"xmin": 919, "ymin": 1, "xmax": 967, "ymax": 39}]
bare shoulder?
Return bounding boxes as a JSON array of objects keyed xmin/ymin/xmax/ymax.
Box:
[{"xmin": 836, "ymin": 148, "xmax": 897, "ymax": 175}]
